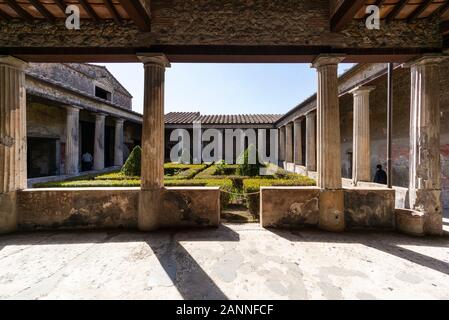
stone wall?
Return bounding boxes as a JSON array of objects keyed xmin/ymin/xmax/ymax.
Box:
[{"xmin": 17, "ymin": 187, "xmax": 220, "ymax": 231}]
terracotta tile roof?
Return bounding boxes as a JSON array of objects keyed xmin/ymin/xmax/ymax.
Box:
[{"xmin": 165, "ymin": 112, "xmax": 282, "ymax": 125}]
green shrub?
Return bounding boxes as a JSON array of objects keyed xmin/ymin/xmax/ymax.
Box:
[
  {"xmin": 243, "ymin": 177, "xmax": 316, "ymax": 216},
  {"xmin": 165, "ymin": 164, "xmax": 208, "ymax": 180},
  {"xmin": 95, "ymin": 171, "xmax": 139, "ymax": 180},
  {"xmin": 236, "ymin": 145, "xmax": 261, "ymax": 177},
  {"xmin": 121, "ymin": 146, "xmax": 141, "ymax": 177}
]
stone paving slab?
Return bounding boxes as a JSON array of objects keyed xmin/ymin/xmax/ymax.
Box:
[{"xmin": 0, "ymin": 224, "xmax": 449, "ymax": 300}]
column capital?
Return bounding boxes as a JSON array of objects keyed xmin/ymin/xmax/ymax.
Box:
[
  {"xmin": 114, "ymin": 118, "xmax": 125, "ymax": 125},
  {"xmin": 286, "ymin": 122, "xmax": 294, "ymax": 128},
  {"xmin": 294, "ymin": 117, "xmax": 303, "ymax": 124},
  {"xmin": 311, "ymin": 54, "xmax": 346, "ymax": 69},
  {"xmin": 349, "ymin": 86, "xmax": 376, "ymax": 96},
  {"xmin": 404, "ymin": 54, "xmax": 449, "ymax": 68},
  {"xmin": 305, "ymin": 110, "xmax": 316, "ymax": 118},
  {"xmin": 138, "ymin": 53, "xmax": 171, "ymax": 68},
  {"xmin": 94, "ymin": 113, "xmax": 107, "ymax": 119},
  {"xmin": 0, "ymin": 56, "xmax": 27, "ymax": 70},
  {"xmin": 64, "ymin": 105, "xmax": 81, "ymax": 112}
]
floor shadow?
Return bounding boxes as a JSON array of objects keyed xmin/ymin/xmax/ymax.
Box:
[{"xmin": 267, "ymin": 228, "xmax": 449, "ymax": 276}]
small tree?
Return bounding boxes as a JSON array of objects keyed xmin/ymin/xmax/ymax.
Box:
[
  {"xmin": 236, "ymin": 144, "xmax": 261, "ymax": 177},
  {"xmin": 121, "ymin": 145, "xmax": 141, "ymax": 176}
]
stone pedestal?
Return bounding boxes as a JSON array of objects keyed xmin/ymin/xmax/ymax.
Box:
[
  {"xmin": 312, "ymin": 55, "xmax": 346, "ymax": 232},
  {"xmin": 294, "ymin": 118, "xmax": 303, "ymax": 165},
  {"xmin": 305, "ymin": 111, "xmax": 316, "ymax": 172},
  {"xmin": 138, "ymin": 54, "xmax": 170, "ymax": 231},
  {"xmin": 65, "ymin": 106, "xmax": 80, "ymax": 175},
  {"xmin": 114, "ymin": 119, "xmax": 125, "ymax": 167},
  {"xmin": 350, "ymin": 86, "xmax": 374, "ymax": 185},
  {"xmin": 0, "ymin": 56, "xmax": 27, "ymax": 234},
  {"xmin": 408, "ymin": 55, "xmax": 445, "ymax": 235},
  {"xmin": 93, "ymin": 113, "xmax": 106, "ymax": 171},
  {"xmin": 285, "ymin": 122, "xmax": 293, "ymax": 163},
  {"xmin": 279, "ymin": 126, "xmax": 286, "ymax": 162}
]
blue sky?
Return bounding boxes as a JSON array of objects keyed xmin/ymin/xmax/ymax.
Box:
[{"xmin": 98, "ymin": 63, "xmax": 355, "ymax": 115}]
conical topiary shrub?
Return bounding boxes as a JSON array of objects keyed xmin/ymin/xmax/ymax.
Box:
[
  {"xmin": 236, "ymin": 144, "xmax": 261, "ymax": 177},
  {"xmin": 121, "ymin": 145, "xmax": 141, "ymax": 176}
]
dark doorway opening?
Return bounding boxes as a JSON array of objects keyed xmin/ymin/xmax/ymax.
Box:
[
  {"xmin": 27, "ymin": 137, "xmax": 58, "ymax": 178},
  {"xmin": 80, "ymin": 121, "xmax": 95, "ymax": 172},
  {"xmin": 105, "ymin": 125, "xmax": 115, "ymax": 167}
]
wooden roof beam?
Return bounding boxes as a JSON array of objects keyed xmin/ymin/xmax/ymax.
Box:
[
  {"xmin": 28, "ymin": 0, "xmax": 55, "ymax": 22},
  {"xmin": 433, "ymin": 1, "xmax": 449, "ymax": 17},
  {"xmin": 104, "ymin": 0, "xmax": 121, "ymax": 23},
  {"xmin": 0, "ymin": 7, "xmax": 10, "ymax": 20},
  {"xmin": 330, "ymin": 0, "xmax": 366, "ymax": 32},
  {"xmin": 407, "ymin": 0, "xmax": 433, "ymax": 22},
  {"xmin": 4, "ymin": 0, "xmax": 34, "ymax": 21},
  {"xmin": 386, "ymin": 0, "xmax": 409, "ymax": 23},
  {"xmin": 53, "ymin": 0, "xmax": 67, "ymax": 15},
  {"xmin": 79, "ymin": 0, "xmax": 100, "ymax": 21},
  {"xmin": 118, "ymin": 0, "xmax": 151, "ymax": 31}
]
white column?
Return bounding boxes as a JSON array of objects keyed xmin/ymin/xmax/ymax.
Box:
[
  {"xmin": 0, "ymin": 56, "xmax": 27, "ymax": 234},
  {"xmin": 408, "ymin": 55, "xmax": 445, "ymax": 235},
  {"xmin": 305, "ymin": 111, "xmax": 317, "ymax": 171},
  {"xmin": 65, "ymin": 106, "xmax": 80, "ymax": 175},
  {"xmin": 93, "ymin": 113, "xmax": 106, "ymax": 171},
  {"xmin": 312, "ymin": 54, "xmax": 346, "ymax": 232},
  {"xmin": 350, "ymin": 86, "xmax": 374, "ymax": 185},
  {"xmin": 114, "ymin": 118, "xmax": 125, "ymax": 167},
  {"xmin": 138, "ymin": 54, "xmax": 170, "ymax": 231},
  {"xmin": 294, "ymin": 118, "xmax": 303, "ymax": 165},
  {"xmin": 285, "ymin": 122, "xmax": 293, "ymax": 163}
]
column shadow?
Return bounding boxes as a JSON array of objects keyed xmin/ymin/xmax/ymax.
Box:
[{"xmin": 267, "ymin": 228, "xmax": 449, "ymax": 276}]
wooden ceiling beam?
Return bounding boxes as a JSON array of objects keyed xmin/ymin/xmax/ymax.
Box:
[
  {"xmin": 0, "ymin": 7, "xmax": 11, "ymax": 20},
  {"xmin": 4, "ymin": 0, "xmax": 34, "ymax": 21},
  {"xmin": 407, "ymin": 0, "xmax": 434, "ymax": 22},
  {"xmin": 104, "ymin": 0, "xmax": 121, "ymax": 23},
  {"xmin": 386, "ymin": 0, "xmax": 409, "ymax": 23},
  {"xmin": 79, "ymin": 0, "xmax": 100, "ymax": 21},
  {"xmin": 118, "ymin": 0, "xmax": 151, "ymax": 31},
  {"xmin": 28, "ymin": 0, "xmax": 55, "ymax": 22},
  {"xmin": 434, "ymin": 1, "xmax": 449, "ymax": 17},
  {"xmin": 53, "ymin": 0, "xmax": 67, "ymax": 15},
  {"xmin": 331, "ymin": 0, "xmax": 366, "ymax": 32}
]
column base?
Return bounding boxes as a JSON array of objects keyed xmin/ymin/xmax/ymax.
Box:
[
  {"xmin": 409, "ymin": 189, "xmax": 443, "ymax": 236},
  {"xmin": 319, "ymin": 189, "xmax": 345, "ymax": 232},
  {"xmin": 0, "ymin": 191, "xmax": 18, "ymax": 234},
  {"xmin": 138, "ymin": 189, "xmax": 162, "ymax": 231}
]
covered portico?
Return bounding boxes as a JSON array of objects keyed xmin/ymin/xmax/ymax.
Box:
[{"xmin": 1, "ymin": 0, "xmax": 448, "ymax": 236}]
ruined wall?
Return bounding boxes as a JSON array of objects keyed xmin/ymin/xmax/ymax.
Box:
[
  {"xmin": 339, "ymin": 63, "xmax": 449, "ymax": 210},
  {"xmin": 27, "ymin": 102, "xmax": 66, "ymax": 140}
]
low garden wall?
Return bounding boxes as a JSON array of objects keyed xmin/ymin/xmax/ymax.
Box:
[
  {"xmin": 261, "ymin": 186, "xmax": 396, "ymax": 230},
  {"xmin": 17, "ymin": 187, "xmax": 220, "ymax": 231}
]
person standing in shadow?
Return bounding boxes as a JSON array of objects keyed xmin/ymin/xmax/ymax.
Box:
[{"xmin": 374, "ymin": 164, "xmax": 387, "ymax": 185}]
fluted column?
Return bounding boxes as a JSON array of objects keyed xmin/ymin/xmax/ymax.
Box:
[
  {"xmin": 93, "ymin": 113, "xmax": 106, "ymax": 171},
  {"xmin": 305, "ymin": 111, "xmax": 317, "ymax": 171},
  {"xmin": 350, "ymin": 86, "xmax": 374, "ymax": 185},
  {"xmin": 285, "ymin": 123, "xmax": 293, "ymax": 163},
  {"xmin": 408, "ymin": 55, "xmax": 445, "ymax": 235},
  {"xmin": 279, "ymin": 126, "xmax": 286, "ymax": 162},
  {"xmin": 138, "ymin": 54, "xmax": 170, "ymax": 231},
  {"xmin": 294, "ymin": 118, "xmax": 303, "ymax": 165},
  {"xmin": 312, "ymin": 54, "xmax": 346, "ymax": 232},
  {"xmin": 0, "ymin": 56, "xmax": 27, "ymax": 234},
  {"xmin": 65, "ymin": 106, "xmax": 80, "ymax": 175},
  {"xmin": 114, "ymin": 119, "xmax": 125, "ymax": 167}
]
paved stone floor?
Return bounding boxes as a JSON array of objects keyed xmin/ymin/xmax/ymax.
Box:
[{"xmin": 0, "ymin": 221, "xmax": 449, "ymax": 300}]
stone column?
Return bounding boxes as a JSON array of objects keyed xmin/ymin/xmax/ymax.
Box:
[
  {"xmin": 138, "ymin": 54, "xmax": 170, "ymax": 231},
  {"xmin": 114, "ymin": 119, "xmax": 125, "ymax": 167},
  {"xmin": 0, "ymin": 56, "xmax": 27, "ymax": 234},
  {"xmin": 93, "ymin": 113, "xmax": 106, "ymax": 171},
  {"xmin": 279, "ymin": 126, "xmax": 286, "ymax": 162},
  {"xmin": 285, "ymin": 123, "xmax": 293, "ymax": 163},
  {"xmin": 65, "ymin": 106, "xmax": 80, "ymax": 175},
  {"xmin": 305, "ymin": 111, "xmax": 317, "ymax": 171},
  {"xmin": 294, "ymin": 118, "xmax": 303, "ymax": 165},
  {"xmin": 312, "ymin": 54, "xmax": 346, "ymax": 232},
  {"xmin": 350, "ymin": 86, "xmax": 374, "ymax": 185},
  {"xmin": 408, "ymin": 56, "xmax": 445, "ymax": 235}
]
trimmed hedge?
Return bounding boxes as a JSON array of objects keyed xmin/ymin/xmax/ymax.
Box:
[
  {"xmin": 121, "ymin": 146, "xmax": 141, "ymax": 176},
  {"xmin": 165, "ymin": 164, "xmax": 207, "ymax": 180},
  {"xmin": 243, "ymin": 177, "xmax": 316, "ymax": 216}
]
